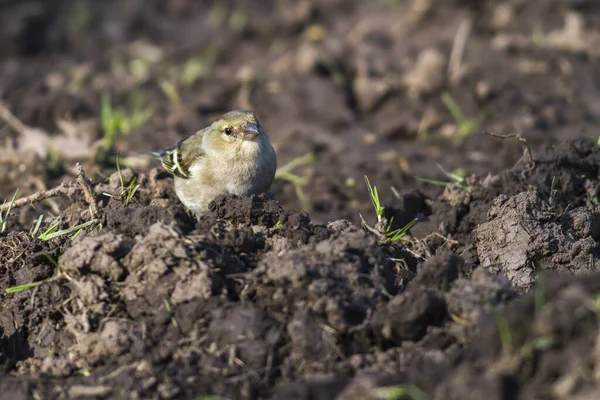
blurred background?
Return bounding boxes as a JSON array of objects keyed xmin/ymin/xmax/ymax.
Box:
[{"xmin": 1, "ymin": 0, "xmax": 600, "ymax": 224}]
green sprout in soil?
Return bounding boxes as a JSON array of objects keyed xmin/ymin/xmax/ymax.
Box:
[
  {"xmin": 531, "ymin": 23, "xmax": 545, "ymax": 47},
  {"xmin": 208, "ymin": 4, "xmax": 246, "ymax": 31},
  {"xmin": 30, "ymin": 215, "xmax": 44, "ymax": 238},
  {"xmin": 229, "ymin": 9, "xmax": 248, "ymax": 31},
  {"xmin": 588, "ymin": 292, "xmax": 600, "ymax": 322},
  {"xmin": 159, "ymin": 80, "xmax": 186, "ymax": 114},
  {"xmin": 209, "ymin": 1, "xmax": 228, "ymax": 27},
  {"xmin": 519, "ymin": 336, "xmax": 554, "ymax": 358},
  {"xmin": 125, "ymin": 177, "xmax": 140, "ymax": 205},
  {"xmin": 37, "ymin": 219, "xmax": 98, "ymax": 241},
  {"xmin": 181, "ymin": 48, "xmax": 217, "ymax": 86},
  {"xmin": 371, "ymin": 383, "xmax": 427, "ymax": 400},
  {"xmin": 361, "ymin": 176, "xmax": 417, "ymax": 245},
  {"xmin": 387, "ymin": 216, "xmax": 417, "ymax": 243},
  {"xmin": 365, "ymin": 175, "xmax": 385, "ymax": 224},
  {"xmin": 48, "ymin": 342, "xmax": 55, "ymax": 358},
  {"xmin": 0, "ymin": 188, "xmax": 19, "ymax": 234},
  {"xmin": 275, "ymin": 152, "xmax": 315, "ymax": 211},
  {"xmin": 5, "ymin": 254, "xmax": 73, "ymax": 294},
  {"xmin": 494, "ymin": 312, "xmax": 513, "ymax": 354},
  {"xmin": 389, "ymin": 257, "xmax": 410, "ymax": 273},
  {"xmin": 100, "ymin": 93, "xmax": 154, "ymax": 152},
  {"xmin": 441, "ymin": 92, "xmax": 480, "ymax": 138},
  {"xmin": 416, "ymin": 164, "xmax": 471, "ymax": 192},
  {"xmin": 91, "ymin": 222, "xmax": 103, "ymax": 234},
  {"xmin": 77, "ymin": 368, "xmax": 91, "ymax": 377},
  {"xmin": 5, "ymin": 279, "xmax": 45, "ymax": 294},
  {"xmin": 116, "ymin": 155, "xmax": 140, "ymax": 205},
  {"xmin": 164, "ymin": 299, "xmax": 179, "ymax": 328}
]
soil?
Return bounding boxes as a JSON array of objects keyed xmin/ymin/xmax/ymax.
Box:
[{"xmin": 1, "ymin": 1, "xmax": 600, "ymax": 399}]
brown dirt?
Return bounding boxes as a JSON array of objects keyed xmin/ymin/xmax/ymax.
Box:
[{"xmin": 2, "ymin": 1, "xmax": 600, "ymax": 399}]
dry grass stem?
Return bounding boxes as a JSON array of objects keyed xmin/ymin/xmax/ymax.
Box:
[
  {"xmin": 484, "ymin": 131, "xmax": 536, "ymax": 171},
  {"xmin": 448, "ymin": 18, "xmax": 472, "ymax": 85}
]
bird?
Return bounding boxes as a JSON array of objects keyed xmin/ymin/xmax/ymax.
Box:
[{"xmin": 152, "ymin": 110, "xmax": 277, "ymax": 215}]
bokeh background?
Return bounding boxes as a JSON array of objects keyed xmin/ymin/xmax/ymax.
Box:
[{"xmin": 1, "ymin": 0, "xmax": 600, "ymax": 223}]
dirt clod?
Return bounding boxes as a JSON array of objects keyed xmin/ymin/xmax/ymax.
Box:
[
  {"xmin": 476, "ymin": 191, "xmax": 600, "ymax": 291},
  {"xmin": 209, "ymin": 194, "xmax": 282, "ymax": 227}
]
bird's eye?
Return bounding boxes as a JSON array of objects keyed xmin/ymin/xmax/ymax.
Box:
[{"xmin": 224, "ymin": 127, "xmax": 233, "ymax": 136}]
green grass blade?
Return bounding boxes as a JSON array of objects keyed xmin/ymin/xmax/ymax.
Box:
[
  {"xmin": 387, "ymin": 218, "xmax": 418, "ymax": 242},
  {"xmin": 364, "ymin": 175, "xmax": 383, "ymax": 220},
  {"xmin": 6, "ymin": 281, "xmax": 44, "ymax": 294},
  {"xmin": 275, "ymin": 172, "xmax": 308, "ymax": 186},
  {"xmin": 415, "ymin": 177, "xmax": 451, "ymax": 187},
  {"xmin": 126, "ymin": 178, "xmax": 140, "ymax": 205},
  {"xmin": 275, "ymin": 153, "xmax": 315, "ymax": 176},
  {"xmin": 131, "ymin": 106, "xmax": 154, "ymax": 127},
  {"xmin": 159, "ymin": 80, "xmax": 183, "ymax": 107},
  {"xmin": 6, "ymin": 254, "xmax": 64, "ymax": 294},
  {"xmin": 70, "ymin": 227, "xmax": 84, "ymax": 241},
  {"xmin": 37, "ymin": 221, "xmax": 60, "ymax": 240},
  {"xmin": 435, "ymin": 164, "xmax": 465, "ymax": 183},
  {"xmin": 385, "ymin": 215, "xmax": 395, "ymax": 233},
  {"xmin": 441, "ymin": 92, "xmax": 466, "ymax": 125},
  {"xmin": 372, "ymin": 383, "xmax": 427, "ymax": 400},
  {"xmin": 100, "ymin": 93, "xmax": 114, "ymax": 136},
  {"xmin": 38, "ymin": 219, "xmax": 97, "ymax": 241},
  {"xmin": 495, "ymin": 312, "xmax": 513, "ymax": 354},
  {"xmin": 116, "ymin": 155, "xmax": 125, "ymax": 193},
  {"xmin": 1, "ymin": 188, "xmax": 20, "ymax": 233},
  {"xmin": 44, "ymin": 253, "xmax": 63, "ymax": 273},
  {"xmin": 30, "ymin": 214, "xmax": 44, "ymax": 237}
]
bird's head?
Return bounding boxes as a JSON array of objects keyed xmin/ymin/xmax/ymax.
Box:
[
  {"xmin": 204, "ymin": 110, "xmax": 269, "ymax": 160},
  {"xmin": 211, "ymin": 110, "xmax": 263, "ymax": 141}
]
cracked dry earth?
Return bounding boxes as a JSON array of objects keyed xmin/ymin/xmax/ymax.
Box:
[{"xmin": 0, "ymin": 139, "xmax": 599, "ymax": 400}]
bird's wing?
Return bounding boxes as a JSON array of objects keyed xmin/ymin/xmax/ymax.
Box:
[{"xmin": 151, "ymin": 129, "xmax": 206, "ymax": 179}]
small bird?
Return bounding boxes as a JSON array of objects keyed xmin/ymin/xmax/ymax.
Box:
[{"xmin": 152, "ymin": 110, "xmax": 277, "ymax": 214}]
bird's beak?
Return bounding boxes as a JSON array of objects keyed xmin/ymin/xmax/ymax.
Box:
[{"xmin": 243, "ymin": 123, "xmax": 260, "ymax": 140}]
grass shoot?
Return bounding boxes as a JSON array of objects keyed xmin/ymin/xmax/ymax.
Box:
[
  {"xmin": 441, "ymin": 92, "xmax": 479, "ymax": 138},
  {"xmin": 371, "ymin": 383, "xmax": 427, "ymax": 400},
  {"xmin": 5, "ymin": 254, "xmax": 71, "ymax": 294},
  {"xmin": 100, "ymin": 93, "xmax": 154, "ymax": 151},
  {"xmin": 363, "ymin": 176, "xmax": 417, "ymax": 244},
  {"xmin": 116, "ymin": 155, "xmax": 140, "ymax": 205},
  {"xmin": 416, "ymin": 164, "xmax": 470, "ymax": 192},
  {"xmin": 164, "ymin": 299, "xmax": 179, "ymax": 328},
  {"xmin": 30, "ymin": 215, "xmax": 44, "ymax": 237},
  {"xmin": 0, "ymin": 188, "xmax": 19, "ymax": 234},
  {"xmin": 364, "ymin": 176, "xmax": 384, "ymax": 224},
  {"xmin": 38, "ymin": 219, "xmax": 98, "ymax": 241},
  {"xmin": 275, "ymin": 152, "xmax": 315, "ymax": 210}
]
